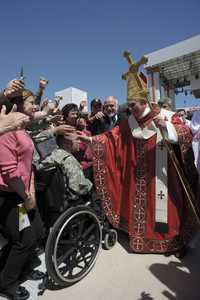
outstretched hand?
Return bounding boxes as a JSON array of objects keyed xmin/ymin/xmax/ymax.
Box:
[
  {"xmin": 53, "ymin": 124, "xmax": 76, "ymax": 136},
  {"xmin": 94, "ymin": 111, "xmax": 104, "ymax": 120},
  {"xmin": 75, "ymin": 130, "xmax": 92, "ymax": 144},
  {"xmin": 153, "ymin": 115, "xmax": 167, "ymax": 130},
  {"xmin": 4, "ymin": 79, "xmax": 24, "ymax": 98},
  {"xmin": 0, "ymin": 105, "xmax": 30, "ymax": 135}
]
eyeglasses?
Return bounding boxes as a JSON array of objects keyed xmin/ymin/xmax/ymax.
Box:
[{"xmin": 128, "ymin": 103, "xmax": 136, "ymax": 109}]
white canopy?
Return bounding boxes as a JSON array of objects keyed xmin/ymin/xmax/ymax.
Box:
[{"xmin": 145, "ymin": 35, "xmax": 200, "ymax": 88}]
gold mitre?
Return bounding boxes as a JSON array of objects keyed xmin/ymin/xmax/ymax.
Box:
[{"xmin": 122, "ymin": 50, "xmax": 148, "ymax": 102}]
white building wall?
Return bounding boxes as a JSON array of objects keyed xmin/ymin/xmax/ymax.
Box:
[{"xmin": 55, "ymin": 87, "xmax": 88, "ymax": 111}]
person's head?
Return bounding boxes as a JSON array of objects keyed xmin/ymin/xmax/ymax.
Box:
[
  {"xmin": 128, "ymin": 98, "xmax": 147, "ymax": 119},
  {"xmin": 103, "ymin": 96, "xmax": 118, "ymax": 118},
  {"xmin": 177, "ymin": 109, "xmax": 186, "ymax": 120},
  {"xmin": 159, "ymin": 97, "xmax": 173, "ymax": 111},
  {"xmin": 186, "ymin": 111, "xmax": 193, "ymax": 121},
  {"xmin": 177, "ymin": 109, "xmax": 186, "ymax": 116},
  {"xmin": 76, "ymin": 116, "xmax": 87, "ymax": 131},
  {"xmin": 62, "ymin": 103, "xmax": 78, "ymax": 126},
  {"xmin": 21, "ymin": 91, "xmax": 37, "ymax": 117},
  {"xmin": 3, "ymin": 89, "xmax": 36, "ymax": 118},
  {"xmin": 56, "ymin": 134, "xmax": 80, "ymax": 153},
  {"xmin": 90, "ymin": 98, "xmax": 103, "ymax": 115}
]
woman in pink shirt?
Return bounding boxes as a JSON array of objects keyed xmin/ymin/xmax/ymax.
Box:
[{"xmin": 0, "ymin": 89, "xmax": 37, "ymax": 299}]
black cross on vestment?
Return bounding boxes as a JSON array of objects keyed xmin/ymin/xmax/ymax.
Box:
[{"xmin": 157, "ymin": 190, "xmax": 165, "ymax": 200}]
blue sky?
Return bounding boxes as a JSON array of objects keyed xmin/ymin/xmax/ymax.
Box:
[{"xmin": 0, "ymin": 0, "xmax": 199, "ymax": 107}]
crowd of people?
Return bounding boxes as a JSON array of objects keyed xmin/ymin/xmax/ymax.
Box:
[{"xmin": 0, "ymin": 63, "xmax": 200, "ymax": 300}]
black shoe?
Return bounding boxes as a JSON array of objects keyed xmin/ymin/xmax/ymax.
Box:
[
  {"xmin": 174, "ymin": 246, "xmax": 189, "ymax": 259},
  {"xmin": 26, "ymin": 269, "xmax": 45, "ymax": 281},
  {"xmin": 0, "ymin": 286, "xmax": 29, "ymax": 300},
  {"xmin": 15, "ymin": 286, "xmax": 29, "ymax": 300}
]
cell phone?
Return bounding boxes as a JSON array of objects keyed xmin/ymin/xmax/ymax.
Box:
[{"xmin": 18, "ymin": 66, "xmax": 25, "ymax": 84}]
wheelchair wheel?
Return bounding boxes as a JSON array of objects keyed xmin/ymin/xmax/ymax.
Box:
[
  {"xmin": 45, "ymin": 205, "xmax": 102, "ymax": 286},
  {"xmin": 102, "ymin": 229, "xmax": 118, "ymax": 250}
]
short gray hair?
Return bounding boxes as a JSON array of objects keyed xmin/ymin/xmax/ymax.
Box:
[
  {"xmin": 158, "ymin": 97, "xmax": 173, "ymax": 108},
  {"xmin": 104, "ymin": 96, "xmax": 119, "ymax": 106}
]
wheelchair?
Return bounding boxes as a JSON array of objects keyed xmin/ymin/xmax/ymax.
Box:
[{"xmin": 35, "ymin": 165, "xmax": 118, "ymax": 287}]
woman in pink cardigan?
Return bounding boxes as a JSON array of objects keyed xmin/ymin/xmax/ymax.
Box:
[{"xmin": 0, "ymin": 89, "xmax": 38, "ymax": 300}]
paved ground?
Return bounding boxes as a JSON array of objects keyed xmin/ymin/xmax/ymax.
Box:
[
  {"xmin": 1, "ymin": 232, "xmax": 199, "ymax": 300},
  {"xmin": 39, "ymin": 232, "xmax": 200, "ymax": 300}
]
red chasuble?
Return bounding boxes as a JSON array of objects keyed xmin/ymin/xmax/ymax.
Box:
[{"xmin": 92, "ymin": 108, "xmax": 198, "ymax": 253}]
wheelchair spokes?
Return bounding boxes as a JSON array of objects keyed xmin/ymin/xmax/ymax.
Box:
[{"xmin": 45, "ymin": 206, "xmax": 102, "ymax": 286}]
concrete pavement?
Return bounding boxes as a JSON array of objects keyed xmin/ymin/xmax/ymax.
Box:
[{"xmin": 39, "ymin": 232, "xmax": 200, "ymax": 300}]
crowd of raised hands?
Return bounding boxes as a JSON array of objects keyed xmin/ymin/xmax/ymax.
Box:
[
  {"xmin": 0, "ymin": 77, "xmax": 73, "ymax": 136},
  {"xmin": 0, "ymin": 76, "xmax": 125, "ymax": 150}
]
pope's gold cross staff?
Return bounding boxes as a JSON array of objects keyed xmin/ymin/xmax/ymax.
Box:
[{"xmin": 122, "ymin": 50, "xmax": 200, "ymax": 226}]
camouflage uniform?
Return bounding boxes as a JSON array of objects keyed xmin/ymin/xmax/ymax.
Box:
[
  {"xmin": 34, "ymin": 148, "xmax": 92, "ymax": 200},
  {"xmin": 28, "ymin": 117, "xmax": 93, "ymax": 199}
]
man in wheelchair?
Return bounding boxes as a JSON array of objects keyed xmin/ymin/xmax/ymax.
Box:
[
  {"xmin": 33, "ymin": 133, "xmax": 117, "ymax": 288},
  {"xmin": 34, "ymin": 133, "xmax": 93, "ymax": 229},
  {"xmin": 32, "ymin": 133, "xmax": 104, "ymax": 287}
]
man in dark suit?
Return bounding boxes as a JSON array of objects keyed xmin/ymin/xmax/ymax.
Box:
[{"xmin": 89, "ymin": 96, "xmax": 120, "ymax": 135}]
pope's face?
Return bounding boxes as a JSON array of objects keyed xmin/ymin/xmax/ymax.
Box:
[{"xmin": 128, "ymin": 99, "xmax": 147, "ymax": 119}]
